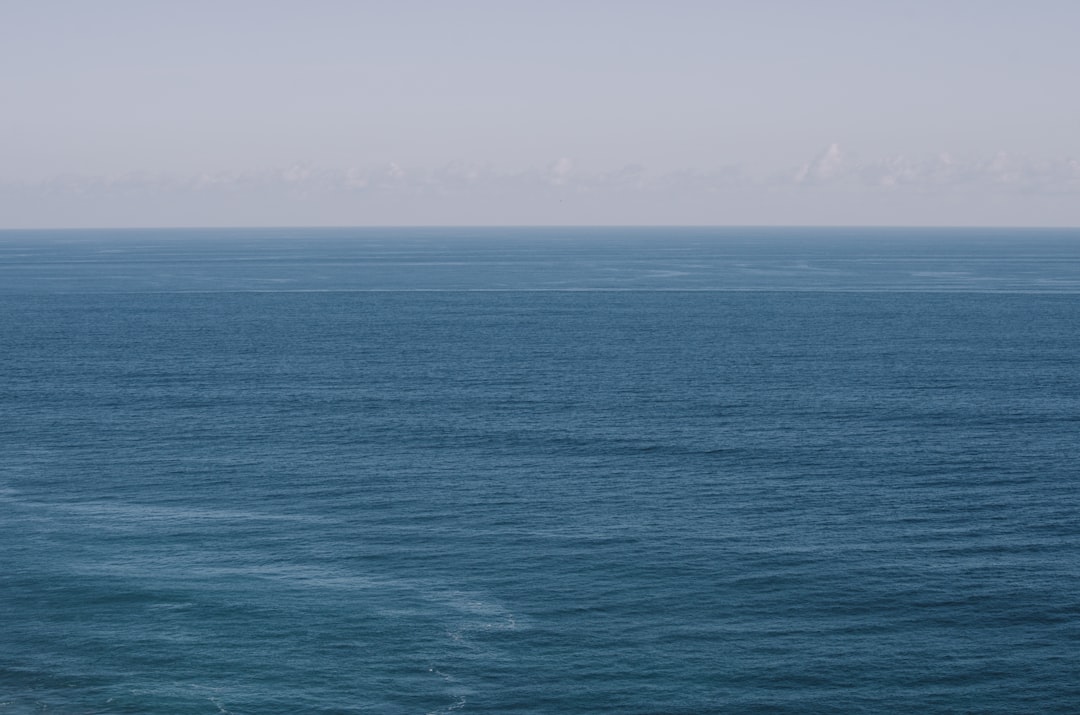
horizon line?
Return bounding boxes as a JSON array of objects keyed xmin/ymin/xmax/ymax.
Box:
[{"xmin": 3, "ymin": 224, "xmax": 1080, "ymax": 233}]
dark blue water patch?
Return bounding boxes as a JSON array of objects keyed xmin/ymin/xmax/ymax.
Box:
[{"xmin": 2, "ymin": 231, "xmax": 1080, "ymax": 713}]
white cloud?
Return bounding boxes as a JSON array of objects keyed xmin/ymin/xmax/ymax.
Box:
[
  {"xmin": 545, "ymin": 158, "xmax": 574, "ymax": 186},
  {"xmin": 3, "ymin": 148, "xmax": 1079, "ymax": 228},
  {"xmin": 794, "ymin": 143, "xmax": 847, "ymax": 184},
  {"xmin": 10, "ymin": 149, "xmax": 1080, "ymax": 199}
]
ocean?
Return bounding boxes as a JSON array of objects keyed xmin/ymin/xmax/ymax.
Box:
[{"xmin": 2, "ymin": 227, "xmax": 1078, "ymax": 713}]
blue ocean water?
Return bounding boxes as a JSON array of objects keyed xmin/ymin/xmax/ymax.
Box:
[{"xmin": 1, "ymin": 227, "xmax": 1079, "ymax": 714}]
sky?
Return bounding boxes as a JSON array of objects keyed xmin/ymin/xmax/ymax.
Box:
[{"xmin": 2, "ymin": 0, "xmax": 1079, "ymax": 228}]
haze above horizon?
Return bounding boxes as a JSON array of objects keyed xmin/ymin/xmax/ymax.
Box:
[{"xmin": 3, "ymin": 1, "xmax": 1079, "ymax": 228}]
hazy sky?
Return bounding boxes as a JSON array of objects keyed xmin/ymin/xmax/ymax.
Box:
[{"xmin": 3, "ymin": 1, "xmax": 1079, "ymax": 227}]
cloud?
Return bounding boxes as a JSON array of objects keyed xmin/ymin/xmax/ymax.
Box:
[
  {"xmin": 546, "ymin": 157, "xmax": 574, "ymax": 186},
  {"xmin": 794, "ymin": 143, "xmax": 846, "ymax": 184},
  {"xmin": 10, "ymin": 148, "xmax": 1080, "ymax": 200},
  {"xmin": 780, "ymin": 145, "xmax": 1080, "ymax": 195},
  {"xmin": 3, "ymin": 148, "xmax": 1080, "ymax": 228}
]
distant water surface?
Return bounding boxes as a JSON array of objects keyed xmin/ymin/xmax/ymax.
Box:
[
  {"xmin": 3, "ymin": 226, "xmax": 1080, "ymax": 293},
  {"xmin": 2, "ymin": 227, "xmax": 1079, "ymax": 713}
]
